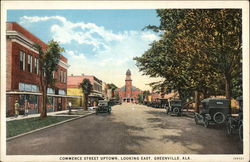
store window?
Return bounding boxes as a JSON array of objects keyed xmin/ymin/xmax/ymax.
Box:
[
  {"xmin": 59, "ymin": 89, "xmax": 65, "ymax": 95},
  {"xmin": 47, "ymin": 96, "xmax": 55, "ymax": 112},
  {"xmin": 19, "ymin": 83, "xmax": 39, "ymax": 92},
  {"xmin": 19, "ymin": 51, "xmax": 25, "ymax": 70},
  {"xmin": 19, "ymin": 94, "xmax": 39, "ymax": 114},
  {"xmin": 47, "ymin": 88, "xmax": 55, "ymax": 94}
]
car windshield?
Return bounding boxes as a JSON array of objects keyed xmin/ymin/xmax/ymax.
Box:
[{"xmin": 170, "ymin": 101, "xmax": 182, "ymax": 106}]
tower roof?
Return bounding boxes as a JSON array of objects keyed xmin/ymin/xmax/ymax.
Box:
[{"xmin": 126, "ymin": 69, "xmax": 131, "ymax": 75}]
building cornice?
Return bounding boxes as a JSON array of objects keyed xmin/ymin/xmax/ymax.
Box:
[
  {"xmin": 7, "ymin": 30, "xmax": 70, "ymax": 69},
  {"xmin": 59, "ymin": 60, "xmax": 70, "ymax": 69},
  {"xmin": 7, "ymin": 30, "xmax": 39, "ymax": 54}
]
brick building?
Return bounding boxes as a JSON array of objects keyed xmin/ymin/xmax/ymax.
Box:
[
  {"xmin": 67, "ymin": 74, "xmax": 104, "ymax": 107},
  {"xmin": 116, "ymin": 69, "xmax": 142, "ymax": 103},
  {"xmin": 6, "ymin": 22, "xmax": 70, "ymax": 116}
]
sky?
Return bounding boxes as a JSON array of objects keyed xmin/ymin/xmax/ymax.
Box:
[{"xmin": 7, "ymin": 10, "xmax": 161, "ymax": 90}]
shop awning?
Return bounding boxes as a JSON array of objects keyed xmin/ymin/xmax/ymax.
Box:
[
  {"xmin": 89, "ymin": 95, "xmax": 104, "ymax": 100},
  {"xmin": 6, "ymin": 91, "xmax": 81, "ymax": 99},
  {"xmin": 6, "ymin": 91, "xmax": 42, "ymax": 95}
]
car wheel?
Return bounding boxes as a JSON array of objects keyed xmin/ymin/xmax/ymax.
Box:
[
  {"xmin": 173, "ymin": 107, "xmax": 179, "ymax": 115},
  {"xmin": 213, "ymin": 112, "xmax": 225, "ymax": 124},
  {"xmin": 239, "ymin": 124, "xmax": 243, "ymax": 141},
  {"xmin": 226, "ymin": 118, "xmax": 233, "ymax": 135}
]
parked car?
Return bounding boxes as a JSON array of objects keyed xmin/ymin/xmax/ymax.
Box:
[
  {"xmin": 151, "ymin": 101, "xmax": 161, "ymax": 108},
  {"xmin": 226, "ymin": 96, "xmax": 243, "ymax": 141},
  {"xmin": 116, "ymin": 100, "xmax": 122, "ymax": 105},
  {"xmin": 95, "ymin": 100, "xmax": 111, "ymax": 115},
  {"xmin": 159, "ymin": 99, "xmax": 168, "ymax": 108},
  {"xmin": 166, "ymin": 99, "xmax": 183, "ymax": 116},
  {"xmin": 194, "ymin": 98, "xmax": 229, "ymax": 127},
  {"xmin": 88, "ymin": 106, "xmax": 96, "ymax": 111}
]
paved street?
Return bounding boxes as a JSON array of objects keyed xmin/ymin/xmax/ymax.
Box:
[{"xmin": 7, "ymin": 103, "xmax": 242, "ymax": 155}]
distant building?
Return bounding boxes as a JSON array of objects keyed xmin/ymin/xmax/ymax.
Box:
[
  {"xmin": 67, "ymin": 74, "xmax": 103, "ymax": 107},
  {"xmin": 116, "ymin": 69, "xmax": 142, "ymax": 103},
  {"xmin": 6, "ymin": 22, "xmax": 69, "ymax": 116}
]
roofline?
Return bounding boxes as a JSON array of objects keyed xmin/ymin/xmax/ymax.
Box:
[{"xmin": 7, "ymin": 22, "xmax": 47, "ymax": 47}]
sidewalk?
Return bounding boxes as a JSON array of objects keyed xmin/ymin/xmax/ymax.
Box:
[{"xmin": 7, "ymin": 108, "xmax": 94, "ymax": 122}]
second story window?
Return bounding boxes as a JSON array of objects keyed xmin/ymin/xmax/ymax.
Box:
[
  {"xmin": 64, "ymin": 71, "xmax": 67, "ymax": 83},
  {"xmin": 34, "ymin": 58, "xmax": 39, "ymax": 74},
  {"xmin": 19, "ymin": 51, "xmax": 25, "ymax": 71},
  {"xmin": 27, "ymin": 55, "xmax": 32, "ymax": 73},
  {"xmin": 59, "ymin": 70, "xmax": 63, "ymax": 82},
  {"xmin": 52, "ymin": 71, "xmax": 55, "ymax": 79}
]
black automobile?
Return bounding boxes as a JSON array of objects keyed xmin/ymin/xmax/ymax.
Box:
[
  {"xmin": 96, "ymin": 100, "xmax": 111, "ymax": 115},
  {"xmin": 151, "ymin": 101, "xmax": 161, "ymax": 108},
  {"xmin": 226, "ymin": 96, "xmax": 243, "ymax": 141},
  {"xmin": 159, "ymin": 99, "xmax": 168, "ymax": 108},
  {"xmin": 166, "ymin": 99, "xmax": 183, "ymax": 116},
  {"xmin": 195, "ymin": 98, "xmax": 229, "ymax": 127}
]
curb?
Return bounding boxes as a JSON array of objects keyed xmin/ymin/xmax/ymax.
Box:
[{"xmin": 7, "ymin": 112, "xmax": 95, "ymax": 141}]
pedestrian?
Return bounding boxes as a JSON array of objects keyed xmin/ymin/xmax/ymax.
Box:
[
  {"xmin": 14, "ymin": 100, "xmax": 19, "ymax": 118},
  {"xmin": 24, "ymin": 99, "xmax": 29, "ymax": 116},
  {"xmin": 68, "ymin": 101, "xmax": 72, "ymax": 114}
]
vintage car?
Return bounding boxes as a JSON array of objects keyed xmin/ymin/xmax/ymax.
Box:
[
  {"xmin": 195, "ymin": 98, "xmax": 229, "ymax": 127},
  {"xmin": 226, "ymin": 96, "xmax": 243, "ymax": 141},
  {"xmin": 151, "ymin": 101, "xmax": 161, "ymax": 108},
  {"xmin": 95, "ymin": 100, "xmax": 112, "ymax": 115},
  {"xmin": 159, "ymin": 99, "xmax": 168, "ymax": 108},
  {"xmin": 166, "ymin": 99, "xmax": 183, "ymax": 116}
]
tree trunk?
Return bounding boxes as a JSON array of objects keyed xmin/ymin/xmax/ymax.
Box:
[
  {"xmin": 225, "ymin": 77, "xmax": 232, "ymax": 113},
  {"xmin": 82, "ymin": 93, "xmax": 86, "ymax": 110},
  {"xmin": 82, "ymin": 94, "xmax": 88, "ymax": 110},
  {"xmin": 194, "ymin": 91, "xmax": 200, "ymax": 113},
  {"xmin": 84, "ymin": 95, "xmax": 88, "ymax": 110},
  {"xmin": 40, "ymin": 85, "xmax": 47, "ymax": 119}
]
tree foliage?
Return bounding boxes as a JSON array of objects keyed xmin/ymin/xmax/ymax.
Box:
[
  {"xmin": 107, "ymin": 83, "xmax": 118, "ymax": 98},
  {"xmin": 80, "ymin": 79, "xmax": 93, "ymax": 110},
  {"xmin": 135, "ymin": 9, "xmax": 242, "ymax": 108}
]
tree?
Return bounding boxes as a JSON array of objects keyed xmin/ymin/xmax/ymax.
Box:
[
  {"xmin": 138, "ymin": 93, "xmax": 144, "ymax": 103},
  {"xmin": 34, "ymin": 40, "xmax": 64, "ymax": 119},
  {"xmin": 80, "ymin": 79, "xmax": 93, "ymax": 110},
  {"xmin": 114, "ymin": 91, "xmax": 120, "ymax": 101},
  {"xmin": 142, "ymin": 90, "xmax": 150, "ymax": 101},
  {"xmin": 135, "ymin": 9, "xmax": 242, "ymax": 111},
  {"xmin": 107, "ymin": 83, "xmax": 118, "ymax": 98}
]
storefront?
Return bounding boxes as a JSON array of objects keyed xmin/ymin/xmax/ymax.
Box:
[
  {"xmin": 6, "ymin": 91, "xmax": 42, "ymax": 116},
  {"xmin": 47, "ymin": 88, "xmax": 67, "ymax": 111},
  {"xmin": 6, "ymin": 87, "xmax": 68, "ymax": 116}
]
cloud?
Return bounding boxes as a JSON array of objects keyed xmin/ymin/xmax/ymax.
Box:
[
  {"xmin": 19, "ymin": 15, "xmax": 160, "ymax": 90},
  {"xmin": 66, "ymin": 50, "xmax": 86, "ymax": 60},
  {"xmin": 20, "ymin": 15, "xmax": 125, "ymax": 49},
  {"xmin": 141, "ymin": 32, "xmax": 159, "ymax": 42},
  {"xmin": 20, "ymin": 15, "xmax": 67, "ymax": 24}
]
